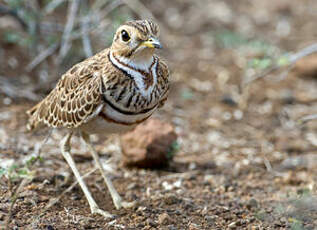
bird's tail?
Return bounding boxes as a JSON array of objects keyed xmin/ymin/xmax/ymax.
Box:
[{"xmin": 26, "ymin": 102, "xmax": 43, "ymax": 131}]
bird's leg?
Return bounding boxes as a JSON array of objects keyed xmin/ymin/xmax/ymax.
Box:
[
  {"xmin": 81, "ymin": 132, "xmax": 135, "ymax": 210},
  {"xmin": 60, "ymin": 131, "xmax": 113, "ymax": 218}
]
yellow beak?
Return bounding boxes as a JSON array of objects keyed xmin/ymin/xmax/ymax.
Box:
[{"xmin": 141, "ymin": 37, "xmax": 163, "ymax": 49}]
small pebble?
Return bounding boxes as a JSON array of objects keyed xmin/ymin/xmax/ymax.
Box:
[
  {"xmin": 280, "ymin": 217, "xmax": 287, "ymax": 223},
  {"xmin": 47, "ymin": 225, "xmax": 54, "ymax": 230},
  {"xmin": 228, "ymin": 221, "xmax": 236, "ymax": 229},
  {"xmin": 246, "ymin": 198, "xmax": 258, "ymax": 209},
  {"xmin": 158, "ymin": 213, "xmax": 172, "ymax": 225},
  {"xmin": 3, "ymin": 97, "xmax": 12, "ymax": 105},
  {"xmin": 162, "ymin": 181, "xmax": 173, "ymax": 190},
  {"xmin": 201, "ymin": 206, "xmax": 208, "ymax": 215},
  {"xmin": 233, "ymin": 110, "xmax": 243, "ymax": 120},
  {"xmin": 168, "ymin": 225, "xmax": 177, "ymax": 230},
  {"xmin": 127, "ymin": 182, "xmax": 137, "ymax": 190},
  {"xmin": 205, "ymin": 215, "xmax": 215, "ymax": 224},
  {"xmin": 221, "ymin": 95, "xmax": 237, "ymax": 106},
  {"xmin": 189, "ymin": 223, "xmax": 200, "ymax": 230},
  {"xmin": 146, "ymin": 218, "xmax": 157, "ymax": 227},
  {"xmin": 164, "ymin": 194, "xmax": 179, "ymax": 205}
]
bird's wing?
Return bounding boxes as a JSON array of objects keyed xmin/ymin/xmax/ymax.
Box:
[{"xmin": 27, "ymin": 59, "xmax": 104, "ymax": 130}]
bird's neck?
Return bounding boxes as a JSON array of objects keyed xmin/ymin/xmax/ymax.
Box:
[
  {"xmin": 111, "ymin": 50, "xmax": 154, "ymax": 71},
  {"xmin": 109, "ymin": 50, "xmax": 158, "ymax": 97}
]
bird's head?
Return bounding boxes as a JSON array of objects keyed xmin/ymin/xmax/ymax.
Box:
[{"xmin": 111, "ymin": 20, "xmax": 162, "ymax": 61}]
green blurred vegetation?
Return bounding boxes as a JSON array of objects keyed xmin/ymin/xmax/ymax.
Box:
[
  {"xmin": 214, "ymin": 29, "xmax": 291, "ymax": 72},
  {"xmin": 0, "ymin": 155, "xmax": 43, "ymax": 181},
  {"xmin": 166, "ymin": 140, "xmax": 180, "ymax": 160}
]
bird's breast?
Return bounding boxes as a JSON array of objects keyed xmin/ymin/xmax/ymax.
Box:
[{"xmin": 100, "ymin": 93, "xmax": 157, "ymax": 125}]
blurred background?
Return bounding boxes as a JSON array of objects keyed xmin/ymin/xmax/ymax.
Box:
[{"xmin": 0, "ymin": 0, "xmax": 317, "ymax": 229}]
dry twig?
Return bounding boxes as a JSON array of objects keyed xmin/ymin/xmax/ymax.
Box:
[
  {"xmin": 58, "ymin": 0, "xmax": 80, "ymax": 61},
  {"xmin": 97, "ymin": 0, "xmax": 124, "ymax": 19},
  {"xmin": 26, "ymin": 43, "xmax": 59, "ymax": 72},
  {"xmin": 71, "ymin": 0, "xmax": 124, "ymax": 42},
  {"xmin": 242, "ymin": 43, "xmax": 317, "ymax": 87},
  {"xmin": 122, "ymin": 0, "xmax": 155, "ymax": 21},
  {"xmin": 0, "ymin": 76, "xmax": 40, "ymax": 101},
  {"xmin": 80, "ymin": 14, "xmax": 93, "ymax": 58},
  {"xmin": 239, "ymin": 43, "xmax": 317, "ymax": 109},
  {"xmin": 263, "ymin": 157, "xmax": 284, "ymax": 177},
  {"xmin": 298, "ymin": 114, "xmax": 317, "ymax": 124},
  {"xmin": 44, "ymin": 0, "xmax": 66, "ymax": 14}
]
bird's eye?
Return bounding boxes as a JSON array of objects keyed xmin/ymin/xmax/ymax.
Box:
[{"xmin": 121, "ymin": 30, "xmax": 130, "ymax": 42}]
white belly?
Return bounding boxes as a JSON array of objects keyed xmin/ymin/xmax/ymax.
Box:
[
  {"xmin": 80, "ymin": 116, "xmax": 137, "ymax": 134},
  {"xmin": 80, "ymin": 103, "xmax": 156, "ymax": 134}
]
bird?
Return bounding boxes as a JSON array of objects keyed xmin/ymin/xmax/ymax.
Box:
[{"xmin": 26, "ymin": 19, "xmax": 169, "ymax": 218}]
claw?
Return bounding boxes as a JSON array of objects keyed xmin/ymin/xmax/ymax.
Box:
[
  {"xmin": 92, "ymin": 207, "xmax": 114, "ymax": 219},
  {"xmin": 114, "ymin": 199, "xmax": 136, "ymax": 210},
  {"xmin": 121, "ymin": 201, "xmax": 136, "ymax": 209}
]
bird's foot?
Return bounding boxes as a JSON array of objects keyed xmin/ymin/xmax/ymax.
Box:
[
  {"xmin": 113, "ymin": 196, "xmax": 136, "ymax": 210},
  {"xmin": 91, "ymin": 207, "xmax": 114, "ymax": 219}
]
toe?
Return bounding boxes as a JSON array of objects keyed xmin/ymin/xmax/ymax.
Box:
[
  {"xmin": 121, "ymin": 201, "xmax": 136, "ymax": 209},
  {"xmin": 92, "ymin": 208, "xmax": 114, "ymax": 219}
]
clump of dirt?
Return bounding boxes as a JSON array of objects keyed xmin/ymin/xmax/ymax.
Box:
[
  {"xmin": 294, "ymin": 54, "xmax": 317, "ymax": 79},
  {"xmin": 120, "ymin": 118, "xmax": 177, "ymax": 168}
]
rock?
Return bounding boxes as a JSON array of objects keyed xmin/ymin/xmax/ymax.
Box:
[
  {"xmin": 294, "ymin": 54, "xmax": 317, "ymax": 79},
  {"xmin": 0, "ymin": 213, "xmax": 4, "ymax": 221},
  {"xmin": 46, "ymin": 225, "xmax": 54, "ymax": 230},
  {"xmin": 274, "ymin": 134, "xmax": 306, "ymax": 153},
  {"xmin": 221, "ymin": 94, "xmax": 237, "ymax": 107},
  {"xmin": 164, "ymin": 194, "xmax": 180, "ymax": 205},
  {"xmin": 0, "ymin": 16, "xmax": 23, "ymax": 31},
  {"xmin": 188, "ymin": 223, "xmax": 201, "ymax": 230},
  {"xmin": 280, "ymin": 217, "xmax": 287, "ymax": 224},
  {"xmin": 146, "ymin": 218, "xmax": 157, "ymax": 227},
  {"xmin": 167, "ymin": 225, "xmax": 177, "ymax": 230},
  {"xmin": 158, "ymin": 213, "xmax": 173, "ymax": 225},
  {"xmin": 228, "ymin": 221, "xmax": 236, "ymax": 229},
  {"xmin": 246, "ymin": 198, "xmax": 258, "ymax": 210},
  {"xmin": 120, "ymin": 118, "xmax": 178, "ymax": 168},
  {"xmin": 278, "ymin": 154, "xmax": 317, "ymax": 170},
  {"xmin": 205, "ymin": 215, "xmax": 216, "ymax": 224}
]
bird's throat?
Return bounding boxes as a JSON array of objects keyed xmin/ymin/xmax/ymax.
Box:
[
  {"xmin": 112, "ymin": 52, "xmax": 154, "ymax": 71},
  {"xmin": 109, "ymin": 51, "xmax": 158, "ymax": 97}
]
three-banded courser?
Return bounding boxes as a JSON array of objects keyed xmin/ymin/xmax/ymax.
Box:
[{"xmin": 26, "ymin": 20, "xmax": 169, "ymax": 218}]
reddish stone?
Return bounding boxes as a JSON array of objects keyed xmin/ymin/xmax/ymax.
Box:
[{"xmin": 120, "ymin": 118, "xmax": 177, "ymax": 168}]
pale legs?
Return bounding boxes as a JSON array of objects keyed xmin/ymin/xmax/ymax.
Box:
[
  {"xmin": 81, "ymin": 132, "xmax": 135, "ymax": 210},
  {"xmin": 60, "ymin": 131, "xmax": 113, "ymax": 218}
]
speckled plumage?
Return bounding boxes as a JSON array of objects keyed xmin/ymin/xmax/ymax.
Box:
[
  {"xmin": 26, "ymin": 20, "xmax": 169, "ymax": 217},
  {"xmin": 27, "ymin": 20, "xmax": 169, "ymax": 133}
]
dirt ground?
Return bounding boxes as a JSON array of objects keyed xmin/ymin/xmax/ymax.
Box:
[{"xmin": 1, "ymin": 0, "xmax": 317, "ymax": 229}]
